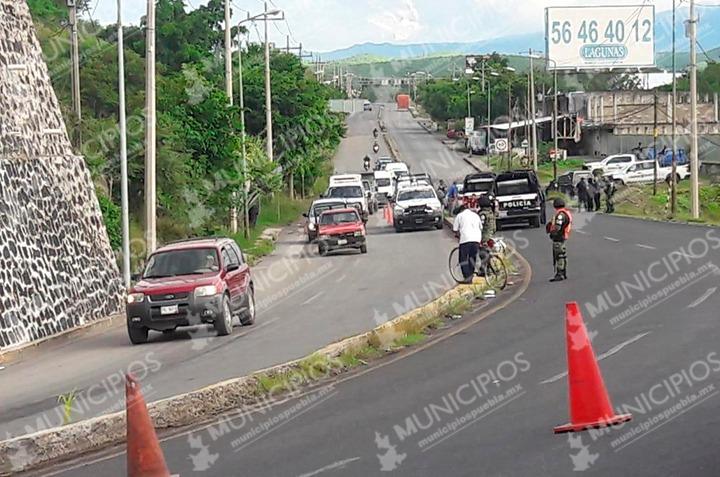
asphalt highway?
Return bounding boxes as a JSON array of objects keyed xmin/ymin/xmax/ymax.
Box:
[
  {"xmin": 0, "ymin": 107, "xmax": 458, "ymax": 439},
  {"xmin": 33, "ymin": 107, "xmax": 720, "ymax": 476}
]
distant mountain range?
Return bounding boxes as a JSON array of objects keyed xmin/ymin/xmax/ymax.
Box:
[{"xmin": 317, "ymin": 6, "xmax": 720, "ymax": 63}]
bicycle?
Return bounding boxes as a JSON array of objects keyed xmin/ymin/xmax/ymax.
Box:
[{"xmin": 448, "ymin": 239, "xmax": 508, "ymax": 290}]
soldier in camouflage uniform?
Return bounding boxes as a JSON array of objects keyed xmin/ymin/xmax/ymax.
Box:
[
  {"xmin": 476, "ymin": 195, "xmax": 497, "ymax": 276},
  {"xmin": 546, "ymin": 197, "xmax": 573, "ymax": 282}
]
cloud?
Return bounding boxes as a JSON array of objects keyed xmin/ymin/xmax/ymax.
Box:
[{"xmin": 368, "ymin": 0, "xmax": 423, "ymax": 42}]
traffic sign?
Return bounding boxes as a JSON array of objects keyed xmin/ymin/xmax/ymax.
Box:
[
  {"xmin": 494, "ymin": 138, "xmax": 509, "ymax": 153},
  {"xmin": 464, "ymin": 117, "xmax": 475, "ymax": 136}
]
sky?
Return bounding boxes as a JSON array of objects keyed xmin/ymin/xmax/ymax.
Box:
[{"xmin": 92, "ymin": 0, "xmax": 680, "ymax": 53}]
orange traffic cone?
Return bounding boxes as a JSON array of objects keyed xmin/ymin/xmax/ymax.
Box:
[
  {"xmin": 126, "ymin": 374, "xmax": 170, "ymax": 477},
  {"xmin": 554, "ymin": 302, "xmax": 632, "ymax": 434}
]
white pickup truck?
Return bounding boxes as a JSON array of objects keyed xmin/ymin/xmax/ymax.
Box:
[
  {"xmin": 583, "ymin": 154, "xmax": 641, "ymax": 175},
  {"xmin": 609, "ymin": 160, "xmax": 691, "ymax": 185}
]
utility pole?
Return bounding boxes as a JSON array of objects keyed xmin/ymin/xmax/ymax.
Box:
[
  {"xmin": 224, "ymin": 0, "xmax": 232, "ymax": 105},
  {"xmin": 144, "ymin": 0, "xmax": 157, "ymax": 254},
  {"xmin": 552, "ymin": 62, "xmax": 559, "ymax": 181},
  {"xmin": 529, "ymin": 48, "xmax": 538, "ymax": 171},
  {"xmin": 466, "ymin": 78, "xmax": 471, "ymax": 118},
  {"xmin": 237, "ymin": 32, "xmax": 249, "ymax": 237},
  {"xmin": 507, "ymin": 81, "xmax": 512, "ymax": 169},
  {"xmin": 671, "ymin": 0, "xmax": 678, "ymax": 217},
  {"xmin": 117, "ymin": 0, "xmax": 130, "ymax": 287},
  {"xmin": 263, "ymin": 2, "xmax": 276, "ymax": 163},
  {"xmin": 689, "ymin": 0, "xmax": 700, "ymax": 219},
  {"xmin": 68, "ymin": 0, "xmax": 81, "ymax": 149},
  {"xmin": 653, "ymin": 91, "xmax": 658, "ymax": 196}
]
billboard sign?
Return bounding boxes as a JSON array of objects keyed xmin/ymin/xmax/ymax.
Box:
[{"xmin": 545, "ymin": 5, "xmax": 655, "ymax": 70}]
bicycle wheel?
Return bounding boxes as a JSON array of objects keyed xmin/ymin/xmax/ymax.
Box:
[
  {"xmin": 448, "ymin": 247, "xmax": 466, "ymax": 284},
  {"xmin": 486, "ymin": 255, "xmax": 508, "ymax": 290}
]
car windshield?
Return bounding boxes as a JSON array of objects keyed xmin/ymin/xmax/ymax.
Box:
[
  {"xmin": 496, "ymin": 178, "xmax": 533, "ymax": 195},
  {"xmin": 465, "ymin": 181, "xmax": 494, "ymax": 193},
  {"xmin": 398, "ymin": 189, "xmax": 435, "ymax": 201},
  {"xmin": 376, "ymin": 178, "xmax": 391, "ymax": 187},
  {"xmin": 326, "ymin": 186, "xmax": 362, "ymax": 198},
  {"xmin": 320, "ymin": 211, "xmax": 359, "ymax": 225},
  {"xmin": 313, "ymin": 203, "xmax": 345, "ymax": 216},
  {"xmin": 143, "ymin": 248, "xmax": 219, "ymax": 278}
]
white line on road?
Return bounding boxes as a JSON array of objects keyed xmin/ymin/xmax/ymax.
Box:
[
  {"xmin": 575, "ymin": 230, "xmax": 588, "ymax": 235},
  {"xmin": 296, "ymin": 457, "xmax": 361, "ymax": 477},
  {"xmin": 540, "ymin": 332, "xmax": 651, "ymax": 384},
  {"xmin": 613, "ymin": 271, "xmax": 715, "ymax": 329},
  {"xmin": 636, "ymin": 243, "xmax": 657, "ymax": 250},
  {"xmin": 302, "ymin": 291, "xmax": 324, "ymax": 306},
  {"xmin": 688, "ymin": 287, "xmax": 717, "ymax": 309},
  {"xmin": 614, "ymin": 390, "xmax": 720, "ymax": 452},
  {"xmin": 604, "ymin": 236, "xmax": 621, "ymax": 242}
]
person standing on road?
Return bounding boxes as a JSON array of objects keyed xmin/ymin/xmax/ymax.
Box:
[
  {"xmin": 546, "ymin": 198, "xmax": 572, "ymax": 282},
  {"xmin": 605, "ymin": 179, "xmax": 616, "ymax": 214},
  {"xmin": 453, "ymin": 204, "xmax": 483, "ymax": 284},
  {"xmin": 586, "ymin": 178, "xmax": 597, "ymax": 212},
  {"xmin": 476, "ymin": 195, "xmax": 496, "ymax": 277},
  {"xmin": 447, "ymin": 180, "xmax": 459, "ymax": 213},
  {"xmin": 593, "ymin": 177, "xmax": 603, "ymax": 211},
  {"xmin": 576, "ymin": 178, "xmax": 589, "ymax": 211}
]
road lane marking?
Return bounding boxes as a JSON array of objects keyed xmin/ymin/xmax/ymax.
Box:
[
  {"xmin": 613, "ymin": 271, "xmax": 715, "ymax": 329},
  {"xmin": 604, "ymin": 236, "xmax": 620, "ymax": 242},
  {"xmin": 688, "ymin": 287, "xmax": 717, "ymax": 309},
  {"xmin": 614, "ymin": 390, "xmax": 720, "ymax": 452},
  {"xmin": 636, "ymin": 243, "xmax": 656, "ymax": 250},
  {"xmin": 296, "ymin": 457, "xmax": 361, "ymax": 477},
  {"xmin": 540, "ymin": 332, "xmax": 651, "ymax": 384},
  {"xmin": 575, "ymin": 230, "xmax": 588, "ymax": 235},
  {"xmin": 302, "ymin": 291, "xmax": 324, "ymax": 305}
]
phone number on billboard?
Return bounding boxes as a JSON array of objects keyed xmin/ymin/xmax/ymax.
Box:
[{"xmin": 550, "ymin": 18, "xmax": 652, "ymax": 45}]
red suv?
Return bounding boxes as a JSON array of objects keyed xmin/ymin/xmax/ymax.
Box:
[{"xmin": 126, "ymin": 237, "xmax": 255, "ymax": 344}]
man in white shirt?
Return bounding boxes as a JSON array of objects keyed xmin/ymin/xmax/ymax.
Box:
[{"xmin": 453, "ymin": 205, "xmax": 483, "ymax": 283}]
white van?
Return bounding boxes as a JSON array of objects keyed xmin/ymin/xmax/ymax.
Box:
[
  {"xmin": 385, "ymin": 162, "xmax": 409, "ymax": 178},
  {"xmin": 329, "ymin": 174, "xmax": 362, "ymax": 187},
  {"xmin": 374, "ymin": 170, "xmax": 393, "ymax": 202}
]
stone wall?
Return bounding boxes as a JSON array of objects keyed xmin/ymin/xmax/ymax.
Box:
[{"xmin": 0, "ymin": 0, "xmax": 124, "ymax": 351}]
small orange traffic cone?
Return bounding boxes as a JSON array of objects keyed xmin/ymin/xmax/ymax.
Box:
[
  {"xmin": 384, "ymin": 205, "xmax": 393, "ymax": 225},
  {"xmin": 554, "ymin": 302, "xmax": 632, "ymax": 434},
  {"xmin": 126, "ymin": 374, "xmax": 170, "ymax": 477}
]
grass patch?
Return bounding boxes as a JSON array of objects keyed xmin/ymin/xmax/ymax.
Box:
[
  {"xmin": 393, "ymin": 333, "xmax": 427, "ymax": 348},
  {"xmin": 537, "ymin": 159, "xmax": 585, "ymax": 185},
  {"xmin": 614, "ymin": 180, "xmax": 720, "ymax": 225}
]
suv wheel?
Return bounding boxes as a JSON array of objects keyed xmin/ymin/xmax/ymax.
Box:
[
  {"xmin": 530, "ymin": 217, "xmax": 540, "ymax": 228},
  {"xmin": 436, "ymin": 220, "xmax": 444, "ymax": 230},
  {"xmin": 127, "ymin": 322, "xmax": 149, "ymax": 345},
  {"xmin": 360, "ymin": 244, "xmax": 368, "ymax": 254},
  {"xmin": 318, "ymin": 242, "xmax": 328, "ymax": 256},
  {"xmin": 214, "ymin": 295, "xmax": 233, "ymax": 336},
  {"xmin": 240, "ymin": 290, "xmax": 256, "ymax": 326}
]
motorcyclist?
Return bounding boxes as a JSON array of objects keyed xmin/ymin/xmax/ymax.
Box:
[
  {"xmin": 363, "ymin": 155, "xmax": 371, "ymax": 171},
  {"xmin": 373, "ymin": 128, "xmax": 379, "ymax": 138}
]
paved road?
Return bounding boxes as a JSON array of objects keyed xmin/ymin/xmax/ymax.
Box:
[
  {"xmin": 51, "ymin": 107, "xmax": 720, "ymax": 476},
  {"xmin": 0, "ymin": 108, "xmax": 460, "ymax": 439}
]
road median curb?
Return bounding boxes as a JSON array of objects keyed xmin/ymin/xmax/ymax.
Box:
[{"xmin": 0, "ymin": 258, "xmax": 508, "ymax": 475}]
